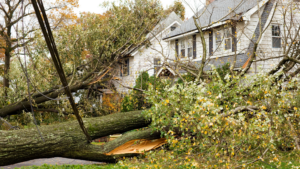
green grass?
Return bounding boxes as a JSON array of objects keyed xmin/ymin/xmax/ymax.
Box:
[
  {"xmin": 91, "ymin": 142, "xmax": 106, "ymax": 145},
  {"xmin": 15, "ymin": 164, "xmax": 127, "ymax": 169}
]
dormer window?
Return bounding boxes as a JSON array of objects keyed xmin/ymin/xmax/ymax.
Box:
[
  {"xmin": 224, "ymin": 28, "xmax": 232, "ymax": 50},
  {"xmin": 272, "ymin": 25, "xmax": 281, "ymax": 48}
]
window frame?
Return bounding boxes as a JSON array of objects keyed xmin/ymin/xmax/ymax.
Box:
[
  {"xmin": 180, "ymin": 40, "xmax": 186, "ymax": 58},
  {"xmin": 171, "ymin": 26, "xmax": 176, "ymax": 31},
  {"xmin": 215, "ymin": 30, "xmax": 223, "ymax": 52},
  {"xmin": 272, "ymin": 24, "xmax": 281, "ymax": 48},
  {"xmin": 121, "ymin": 58, "xmax": 129, "ymax": 76},
  {"xmin": 154, "ymin": 58, "xmax": 162, "ymax": 74},
  {"xmin": 179, "ymin": 36, "xmax": 194, "ymax": 58},
  {"xmin": 187, "ymin": 37, "xmax": 193, "ymax": 58},
  {"xmin": 224, "ymin": 28, "xmax": 232, "ymax": 50}
]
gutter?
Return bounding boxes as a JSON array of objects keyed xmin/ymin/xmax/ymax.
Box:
[{"xmin": 163, "ymin": 20, "xmax": 231, "ymax": 41}]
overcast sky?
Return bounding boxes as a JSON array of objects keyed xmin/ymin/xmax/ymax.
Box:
[{"xmin": 75, "ymin": 0, "xmax": 205, "ymax": 20}]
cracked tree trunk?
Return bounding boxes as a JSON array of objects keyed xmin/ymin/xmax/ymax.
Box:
[{"xmin": 0, "ymin": 110, "xmax": 160, "ymax": 166}]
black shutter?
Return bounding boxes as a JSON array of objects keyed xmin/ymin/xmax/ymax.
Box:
[
  {"xmin": 209, "ymin": 30, "xmax": 213, "ymax": 56},
  {"xmin": 120, "ymin": 64, "xmax": 122, "ymax": 77},
  {"xmin": 232, "ymin": 25, "xmax": 237, "ymax": 52},
  {"xmin": 193, "ymin": 35, "xmax": 196, "ymax": 59},
  {"xmin": 127, "ymin": 59, "xmax": 130, "ymax": 75},
  {"xmin": 175, "ymin": 39, "xmax": 179, "ymax": 58}
]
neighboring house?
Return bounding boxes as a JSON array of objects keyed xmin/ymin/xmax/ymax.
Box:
[
  {"xmin": 114, "ymin": 12, "xmax": 183, "ymax": 93},
  {"xmin": 163, "ymin": 0, "xmax": 300, "ymax": 75}
]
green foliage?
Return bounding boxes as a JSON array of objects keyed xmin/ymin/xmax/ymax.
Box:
[
  {"xmin": 121, "ymin": 72, "xmax": 155, "ymax": 112},
  {"xmin": 141, "ymin": 67, "xmax": 300, "ymax": 168},
  {"xmin": 121, "ymin": 71, "xmax": 168, "ymax": 112},
  {"xmin": 0, "ymin": 0, "xmax": 165, "ymax": 125},
  {"xmin": 177, "ymin": 72, "xmax": 196, "ymax": 84},
  {"xmin": 165, "ymin": 0, "xmax": 186, "ymax": 20},
  {"xmin": 214, "ymin": 62, "xmax": 231, "ymax": 81}
]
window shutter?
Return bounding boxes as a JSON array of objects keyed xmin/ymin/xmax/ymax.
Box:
[
  {"xmin": 209, "ymin": 30, "xmax": 213, "ymax": 56},
  {"xmin": 175, "ymin": 39, "xmax": 179, "ymax": 58},
  {"xmin": 127, "ymin": 59, "xmax": 130, "ymax": 75},
  {"xmin": 193, "ymin": 35, "xmax": 196, "ymax": 59},
  {"xmin": 120, "ymin": 64, "xmax": 122, "ymax": 77},
  {"xmin": 232, "ymin": 25, "xmax": 237, "ymax": 52}
]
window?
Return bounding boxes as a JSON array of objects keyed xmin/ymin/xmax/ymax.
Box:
[
  {"xmin": 224, "ymin": 28, "xmax": 232, "ymax": 50},
  {"xmin": 154, "ymin": 58, "xmax": 161, "ymax": 74},
  {"xmin": 120, "ymin": 58, "xmax": 129, "ymax": 76},
  {"xmin": 272, "ymin": 25, "xmax": 281, "ymax": 48},
  {"xmin": 187, "ymin": 38, "xmax": 193, "ymax": 57},
  {"xmin": 171, "ymin": 26, "xmax": 176, "ymax": 31},
  {"xmin": 180, "ymin": 40, "xmax": 185, "ymax": 57},
  {"xmin": 179, "ymin": 37, "xmax": 193, "ymax": 58},
  {"xmin": 215, "ymin": 30, "xmax": 223, "ymax": 52}
]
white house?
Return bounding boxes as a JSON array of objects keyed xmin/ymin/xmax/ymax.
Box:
[
  {"xmin": 113, "ymin": 12, "xmax": 183, "ymax": 93},
  {"xmin": 162, "ymin": 0, "xmax": 300, "ymax": 75}
]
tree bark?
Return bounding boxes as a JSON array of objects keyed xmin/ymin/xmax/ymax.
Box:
[
  {"xmin": 0, "ymin": 81, "xmax": 90, "ymax": 117},
  {"xmin": 0, "ymin": 110, "xmax": 159, "ymax": 166}
]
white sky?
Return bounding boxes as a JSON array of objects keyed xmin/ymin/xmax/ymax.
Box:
[{"xmin": 75, "ymin": 0, "xmax": 205, "ymax": 20}]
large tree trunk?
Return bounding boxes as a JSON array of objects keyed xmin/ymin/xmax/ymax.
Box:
[
  {"xmin": 3, "ymin": 25, "xmax": 12, "ymax": 98},
  {"xmin": 0, "ymin": 110, "xmax": 159, "ymax": 166}
]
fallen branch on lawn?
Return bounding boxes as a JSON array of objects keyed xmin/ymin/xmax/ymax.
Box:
[
  {"xmin": 222, "ymin": 106, "xmax": 259, "ymax": 117},
  {"xmin": 0, "ymin": 110, "xmax": 161, "ymax": 166}
]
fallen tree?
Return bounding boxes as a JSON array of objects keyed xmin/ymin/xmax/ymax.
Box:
[{"xmin": 0, "ymin": 110, "xmax": 161, "ymax": 166}]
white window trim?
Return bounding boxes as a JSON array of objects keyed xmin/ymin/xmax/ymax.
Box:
[
  {"xmin": 224, "ymin": 28, "xmax": 232, "ymax": 51},
  {"xmin": 154, "ymin": 58, "xmax": 162, "ymax": 74},
  {"xmin": 215, "ymin": 30, "xmax": 223, "ymax": 52},
  {"xmin": 214, "ymin": 27, "xmax": 232, "ymax": 52},
  {"xmin": 179, "ymin": 36, "xmax": 194, "ymax": 58},
  {"xmin": 272, "ymin": 24, "xmax": 282, "ymax": 49}
]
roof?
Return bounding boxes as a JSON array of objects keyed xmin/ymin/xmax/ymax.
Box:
[
  {"xmin": 195, "ymin": 53, "xmax": 249, "ymax": 71},
  {"xmin": 165, "ymin": 0, "xmax": 264, "ymax": 39},
  {"xmin": 128, "ymin": 12, "xmax": 183, "ymax": 55},
  {"xmin": 164, "ymin": 54, "xmax": 248, "ymax": 75},
  {"xmin": 146, "ymin": 11, "xmax": 183, "ymax": 39},
  {"xmin": 156, "ymin": 66, "xmax": 176, "ymax": 77}
]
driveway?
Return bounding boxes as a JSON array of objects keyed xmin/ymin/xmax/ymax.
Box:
[{"xmin": 0, "ymin": 157, "xmax": 103, "ymax": 169}]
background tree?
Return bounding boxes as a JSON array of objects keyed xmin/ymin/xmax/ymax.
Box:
[
  {"xmin": 0, "ymin": 0, "xmax": 79, "ymax": 96},
  {"xmin": 0, "ymin": 0, "xmax": 164, "ymax": 117},
  {"xmin": 165, "ymin": 0, "xmax": 186, "ymax": 20}
]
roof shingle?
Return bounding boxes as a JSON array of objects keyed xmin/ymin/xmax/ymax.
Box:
[{"xmin": 165, "ymin": 0, "xmax": 263, "ymax": 39}]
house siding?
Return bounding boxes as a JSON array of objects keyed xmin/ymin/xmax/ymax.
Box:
[
  {"xmin": 248, "ymin": 0, "xmax": 290, "ymax": 74},
  {"xmin": 114, "ymin": 26, "xmax": 175, "ymax": 93}
]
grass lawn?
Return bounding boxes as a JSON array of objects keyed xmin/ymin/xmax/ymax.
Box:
[{"xmin": 16, "ymin": 164, "xmax": 126, "ymax": 169}]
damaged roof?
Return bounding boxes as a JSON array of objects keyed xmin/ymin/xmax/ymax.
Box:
[{"xmin": 164, "ymin": 0, "xmax": 264, "ymax": 39}]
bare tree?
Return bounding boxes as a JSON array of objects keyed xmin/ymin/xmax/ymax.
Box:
[{"xmin": 0, "ymin": 0, "xmax": 78, "ymax": 96}]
